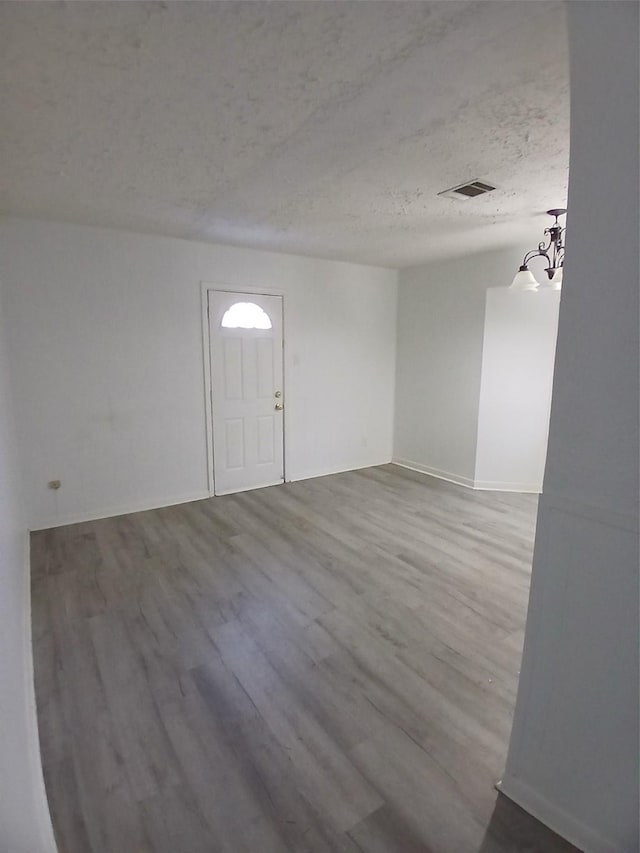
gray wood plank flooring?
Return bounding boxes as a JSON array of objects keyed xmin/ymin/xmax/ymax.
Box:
[{"xmin": 31, "ymin": 464, "xmax": 580, "ymax": 853}]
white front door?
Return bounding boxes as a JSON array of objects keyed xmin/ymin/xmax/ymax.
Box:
[{"xmin": 209, "ymin": 291, "xmax": 284, "ymax": 496}]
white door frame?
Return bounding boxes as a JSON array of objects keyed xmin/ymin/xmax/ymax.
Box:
[{"xmin": 201, "ymin": 282, "xmax": 287, "ymax": 497}]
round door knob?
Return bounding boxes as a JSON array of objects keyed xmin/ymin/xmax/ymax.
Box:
[{"xmin": 274, "ymin": 403, "xmax": 284, "ymax": 411}]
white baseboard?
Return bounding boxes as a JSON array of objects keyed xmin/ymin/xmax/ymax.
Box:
[
  {"xmin": 473, "ymin": 478, "xmax": 542, "ymax": 494},
  {"xmin": 392, "ymin": 458, "xmax": 542, "ymax": 494},
  {"xmin": 391, "ymin": 458, "xmax": 477, "ymax": 489},
  {"xmin": 29, "ymin": 460, "xmax": 398, "ymax": 529},
  {"xmin": 28, "ymin": 462, "xmax": 396, "ymax": 530},
  {"xmin": 29, "ymin": 489, "xmax": 211, "ymax": 531},
  {"xmin": 287, "ymin": 458, "xmax": 393, "ymax": 484},
  {"xmin": 28, "ymin": 459, "xmax": 541, "ymax": 530},
  {"xmin": 498, "ymin": 774, "xmax": 624, "ymax": 853}
]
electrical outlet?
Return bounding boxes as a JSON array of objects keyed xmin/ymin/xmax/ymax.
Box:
[{"xmin": 48, "ymin": 480, "xmax": 61, "ymax": 490}]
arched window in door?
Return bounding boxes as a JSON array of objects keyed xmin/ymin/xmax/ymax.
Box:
[{"xmin": 221, "ymin": 302, "xmax": 272, "ymax": 330}]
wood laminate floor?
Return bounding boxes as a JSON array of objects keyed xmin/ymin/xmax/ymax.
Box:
[{"xmin": 31, "ymin": 464, "xmax": 580, "ymax": 853}]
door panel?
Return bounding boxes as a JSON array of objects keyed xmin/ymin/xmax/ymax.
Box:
[
  {"xmin": 256, "ymin": 339, "xmax": 274, "ymax": 398},
  {"xmin": 257, "ymin": 416, "xmax": 275, "ymax": 464},
  {"xmin": 209, "ymin": 292, "xmax": 284, "ymax": 495},
  {"xmin": 223, "ymin": 338, "xmax": 243, "ymax": 399},
  {"xmin": 224, "ymin": 419, "xmax": 245, "ymax": 469}
]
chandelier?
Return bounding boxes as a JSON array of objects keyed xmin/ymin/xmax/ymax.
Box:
[{"xmin": 510, "ymin": 208, "xmax": 566, "ymax": 292}]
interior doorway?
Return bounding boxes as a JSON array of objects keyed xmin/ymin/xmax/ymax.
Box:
[{"xmin": 207, "ymin": 290, "xmax": 285, "ymax": 496}]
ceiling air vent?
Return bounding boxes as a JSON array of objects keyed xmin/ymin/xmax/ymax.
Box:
[{"xmin": 437, "ymin": 179, "xmax": 496, "ymax": 201}]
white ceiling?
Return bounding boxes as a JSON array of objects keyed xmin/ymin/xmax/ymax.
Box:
[{"xmin": 0, "ymin": 1, "xmax": 570, "ymax": 269}]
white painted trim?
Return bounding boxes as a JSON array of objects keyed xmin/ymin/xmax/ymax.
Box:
[
  {"xmin": 200, "ymin": 284, "xmax": 215, "ymax": 497},
  {"xmin": 201, "ymin": 280, "xmax": 287, "ymax": 297},
  {"xmin": 29, "ymin": 463, "xmax": 400, "ymax": 528},
  {"xmin": 391, "ymin": 458, "xmax": 476, "ymax": 489},
  {"xmin": 289, "ymin": 459, "xmax": 393, "ymax": 484},
  {"xmin": 22, "ymin": 529, "xmax": 58, "ymax": 852},
  {"xmin": 473, "ymin": 479, "xmax": 541, "ymax": 494},
  {"xmin": 201, "ymin": 283, "xmax": 287, "ymax": 498},
  {"xmin": 392, "ymin": 459, "xmax": 542, "ymax": 493},
  {"xmin": 498, "ymin": 774, "xmax": 624, "ymax": 853},
  {"xmin": 28, "ymin": 490, "xmax": 210, "ymax": 531}
]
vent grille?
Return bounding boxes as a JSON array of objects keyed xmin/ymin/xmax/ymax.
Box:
[{"xmin": 438, "ymin": 179, "xmax": 496, "ymax": 201}]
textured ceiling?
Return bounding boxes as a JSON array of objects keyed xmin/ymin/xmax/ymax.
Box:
[{"xmin": 0, "ymin": 1, "xmax": 570, "ymax": 268}]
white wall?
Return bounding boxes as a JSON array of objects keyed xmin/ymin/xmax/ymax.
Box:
[
  {"xmin": 0, "ymin": 282, "xmax": 56, "ymax": 851},
  {"xmin": 393, "ymin": 251, "xmax": 491, "ymax": 484},
  {"xmin": 0, "ymin": 218, "xmax": 397, "ymax": 530},
  {"xmin": 501, "ymin": 4, "xmax": 639, "ymax": 852},
  {"xmin": 474, "ymin": 288, "xmax": 560, "ymax": 491},
  {"xmin": 394, "ymin": 244, "xmax": 559, "ymax": 490}
]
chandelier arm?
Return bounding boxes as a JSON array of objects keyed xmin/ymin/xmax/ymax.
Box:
[
  {"xmin": 522, "ymin": 248, "xmax": 552, "ymax": 269},
  {"xmin": 511, "ymin": 209, "xmax": 566, "ymax": 288}
]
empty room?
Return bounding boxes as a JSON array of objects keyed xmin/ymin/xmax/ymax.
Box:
[{"xmin": 0, "ymin": 2, "xmax": 638, "ymax": 853}]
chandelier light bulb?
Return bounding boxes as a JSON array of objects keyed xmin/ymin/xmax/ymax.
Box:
[{"xmin": 510, "ymin": 266, "xmax": 540, "ymax": 292}]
